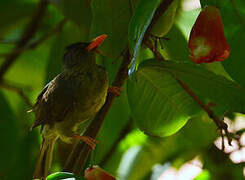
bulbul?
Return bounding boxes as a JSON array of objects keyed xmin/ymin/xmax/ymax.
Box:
[{"xmin": 31, "ymin": 34, "xmax": 108, "ymax": 179}]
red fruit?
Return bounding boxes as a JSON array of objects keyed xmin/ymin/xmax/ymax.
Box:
[
  {"xmin": 84, "ymin": 165, "xmax": 116, "ymax": 180},
  {"xmin": 188, "ymin": 6, "xmax": 230, "ymax": 63}
]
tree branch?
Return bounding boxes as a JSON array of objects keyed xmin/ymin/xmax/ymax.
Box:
[
  {"xmin": 144, "ymin": 39, "xmax": 164, "ymax": 61},
  {"xmin": 0, "ymin": 81, "xmax": 33, "ymax": 108},
  {"xmin": 0, "ymin": 0, "xmax": 49, "ymax": 82},
  {"xmin": 175, "ymin": 78, "xmax": 232, "ymax": 146},
  {"xmin": 0, "ymin": 19, "xmax": 67, "ymax": 58}
]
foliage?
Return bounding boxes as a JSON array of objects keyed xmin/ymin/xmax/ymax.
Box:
[{"xmin": 0, "ymin": 0, "xmax": 245, "ymax": 179}]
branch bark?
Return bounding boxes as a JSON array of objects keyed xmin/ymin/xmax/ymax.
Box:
[
  {"xmin": 64, "ymin": 49, "xmax": 131, "ymax": 174},
  {"xmin": 0, "ymin": 81, "xmax": 33, "ymax": 108},
  {"xmin": 0, "ymin": 0, "xmax": 49, "ymax": 82},
  {"xmin": 0, "ymin": 19, "xmax": 67, "ymax": 58}
]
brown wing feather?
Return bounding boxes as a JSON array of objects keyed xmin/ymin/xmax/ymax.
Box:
[{"xmin": 31, "ymin": 74, "xmax": 74, "ymax": 130}]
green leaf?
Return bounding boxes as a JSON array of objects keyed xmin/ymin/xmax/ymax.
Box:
[
  {"xmin": 46, "ymin": 172, "xmax": 82, "ymax": 180},
  {"xmin": 151, "ymin": 0, "xmax": 179, "ymax": 37},
  {"xmin": 90, "ymin": 0, "xmax": 131, "ymax": 58},
  {"xmin": 127, "ymin": 61, "xmax": 200, "ymax": 137},
  {"xmin": 161, "ymin": 8, "xmax": 200, "ymax": 62},
  {"xmin": 128, "ymin": 0, "xmax": 161, "ymax": 74},
  {"xmin": 143, "ymin": 60, "xmax": 245, "ymax": 113},
  {"xmin": 49, "ymin": 0, "xmax": 91, "ymax": 36},
  {"xmin": 201, "ymin": 0, "xmax": 245, "ymax": 86},
  {"xmin": 194, "ymin": 170, "xmax": 211, "ymax": 180},
  {"xmin": 160, "ymin": 24, "xmax": 190, "ymax": 62},
  {"xmin": 128, "ymin": 59, "xmax": 245, "ymax": 137}
]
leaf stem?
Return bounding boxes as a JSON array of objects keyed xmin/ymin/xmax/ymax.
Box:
[
  {"xmin": 0, "ymin": 19, "xmax": 67, "ymax": 58},
  {"xmin": 175, "ymin": 77, "xmax": 232, "ymax": 146},
  {"xmin": 144, "ymin": 39, "xmax": 164, "ymax": 61},
  {"xmin": 0, "ymin": 81, "xmax": 33, "ymax": 108}
]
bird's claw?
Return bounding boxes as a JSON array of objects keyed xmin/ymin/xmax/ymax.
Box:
[
  {"xmin": 108, "ymin": 86, "xmax": 123, "ymax": 97},
  {"xmin": 72, "ymin": 134, "xmax": 98, "ymax": 150}
]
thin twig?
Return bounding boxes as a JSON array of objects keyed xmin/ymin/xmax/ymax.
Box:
[
  {"xmin": 144, "ymin": 39, "xmax": 164, "ymax": 61},
  {"xmin": 0, "ymin": 19, "xmax": 67, "ymax": 58},
  {"xmin": 0, "ymin": 19, "xmax": 66, "ymax": 58},
  {"xmin": 64, "ymin": 49, "xmax": 131, "ymax": 174},
  {"xmin": 100, "ymin": 118, "xmax": 133, "ymax": 167},
  {"xmin": 30, "ymin": 19, "xmax": 67, "ymax": 49},
  {"xmin": 0, "ymin": 82, "xmax": 33, "ymax": 108},
  {"xmin": 175, "ymin": 78, "xmax": 232, "ymax": 146},
  {"xmin": 0, "ymin": 0, "xmax": 49, "ymax": 82}
]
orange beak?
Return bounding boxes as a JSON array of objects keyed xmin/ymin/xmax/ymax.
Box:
[{"xmin": 87, "ymin": 34, "xmax": 107, "ymax": 51}]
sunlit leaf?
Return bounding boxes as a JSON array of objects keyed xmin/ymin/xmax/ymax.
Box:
[
  {"xmin": 128, "ymin": 59, "xmax": 245, "ymax": 137},
  {"xmin": 127, "ymin": 61, "xmax": 200, "ymax": 137}
]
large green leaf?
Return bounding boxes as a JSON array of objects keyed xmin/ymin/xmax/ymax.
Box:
[
  {"xmin": 128, "ymin": 59, "xmax": 245, "ymax": 137},
  {"xmin": 127, "ymin": 61, "xmax": 200, "ymax": 137},
  {"xmin": 144, "ymin": 60, "xmax": 245, "ymax": 113},
  {"xmin": 151, "ymin": 0, "xmax": 180, "ymax": 37},
  {"xmin": 160, "ymin": 24, "xmax": 190, "ymax": 62},
  {"xmin": 90, "ymin": 0, "xmax": 131, "ymax": 58},
  {"xmin": 128, "ymin": 0, "xmax": 161, "ymax": 74},
  {"xmin": 201, "ymin": 0, "xmax": 245, "ymax": 86},
  {"xmin": 161, "ymin": 8, "xmax": 200, "ymax": 62}
]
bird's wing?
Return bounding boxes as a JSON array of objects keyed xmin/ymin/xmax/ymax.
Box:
[{"xmin": 31, "ymin": 74, "xmax": 75, "ymax": 130}]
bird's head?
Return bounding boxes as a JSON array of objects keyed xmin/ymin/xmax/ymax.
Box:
[{"xmin": 62, "ymin": 34, "xmax": 107, "ymax": 70}]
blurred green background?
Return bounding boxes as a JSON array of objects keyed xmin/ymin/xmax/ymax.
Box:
[{"xmin": 0, "ymin": 0, "xmax": 245, "ymax": 179}]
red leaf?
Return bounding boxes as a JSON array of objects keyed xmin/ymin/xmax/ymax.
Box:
[
  {"xmin": 188, "ymin": 6, "xmax": 230, "ymax": 63},
  {"xmin": 84, "ymin": 165, "xmax": 116, "ymax": 180}
]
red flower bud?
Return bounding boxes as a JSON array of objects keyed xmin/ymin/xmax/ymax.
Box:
[
  {"xmin": 84, "ymin": 165, "xmax": 116, "ymax": 180},
  {"xmin": 188, "ymin": 6, "xmax": 230, "ymax": 63}
]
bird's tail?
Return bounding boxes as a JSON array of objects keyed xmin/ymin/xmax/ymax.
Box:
[{"xmin": 33, "ymin": 137, "xmax": 57, "ymax": 179}]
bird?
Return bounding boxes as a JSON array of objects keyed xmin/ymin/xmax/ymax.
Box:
[{"xmin": 30, "ymin": 34, "xmax": 109, "ymax": 179}]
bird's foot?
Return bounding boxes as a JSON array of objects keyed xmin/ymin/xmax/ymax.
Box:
[
  {"xmin": 108, "ymin": 86, "xmax": 123, "ymax": 97},
  {"xmin": 72, "ymin": 134, "xmax": 98, "ymax": 150}
]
